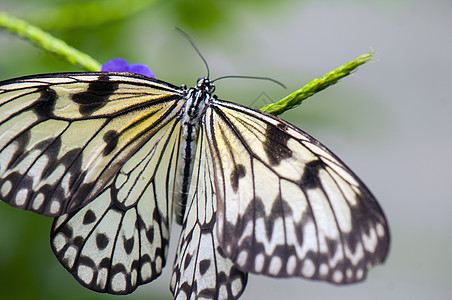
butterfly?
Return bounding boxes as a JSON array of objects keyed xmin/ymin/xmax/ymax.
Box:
[{"xmin": 0, "ymin": 68, "xmax": 389, "ymax": 299}]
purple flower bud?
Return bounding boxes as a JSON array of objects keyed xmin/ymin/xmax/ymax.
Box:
[
  {"xmin": 101, "ymin": 58, "xmax": 128, "ymax": 72},
  {"xmin": 101, "ymin": 58, "xmax": 155, "ymax": 78},
  {"xmin": 127, "ymin": 64, "xmax": 155, "ymax": 78}
]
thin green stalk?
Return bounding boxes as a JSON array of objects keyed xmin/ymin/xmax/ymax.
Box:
[
  {"xmin": 261, "ymin": 52, "xmax": 374, "ymax": 116},
  {"xmin": 0, "ymin": 12, "xmax": 101, "ymax": 71}
]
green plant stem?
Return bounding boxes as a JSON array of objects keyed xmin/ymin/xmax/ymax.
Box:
[
  {"xmin": 0, "ymin": 12, "xmax": 101, "ymax": 71},
  {"xmin": 260, "ymin": 52, "xmax": 374, "ymax": 116}
]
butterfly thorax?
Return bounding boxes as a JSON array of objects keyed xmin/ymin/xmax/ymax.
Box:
[{"xmin": 174, "ymin": 77, "xmax": 215, "ymax": 224}]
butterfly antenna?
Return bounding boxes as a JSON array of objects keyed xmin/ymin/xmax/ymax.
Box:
[
  {"xmin": 175, "ymin": 27, "xmax": 210, "ymax": 78},
  {"xmin": 213, "ymin": 75, "xmax": 286, "ymax": 89}
]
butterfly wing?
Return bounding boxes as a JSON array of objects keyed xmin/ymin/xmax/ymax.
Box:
[
  {"xmin": 0, "ymin": 72, "xmax": 188, "ymax": 294},
  {"xmin": 170, "ymin": 125, "xmax": 247, "ymax": 300},
  {"xmin": 51, "ymin": 113, "xmax": 183, "ymax": 294},
  {"xmin": 206, "ymin": 99, "xmax": 390, "ymax": 284},
  {"xmin": 0, "ymin": 72, "xmax": 183, "ymax": 217}
]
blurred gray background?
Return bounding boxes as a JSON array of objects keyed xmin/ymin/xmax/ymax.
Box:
[{"xmin": 0, "ymin": 0, "xmax": 450, "ymax": 299}]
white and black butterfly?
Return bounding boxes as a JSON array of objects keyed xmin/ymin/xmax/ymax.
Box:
[{"xmin": 0, "ymin": 68, "xmax": 389, "ymax": 299}]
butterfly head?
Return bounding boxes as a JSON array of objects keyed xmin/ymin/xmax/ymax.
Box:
[{"xmin": 196, "ymin": 77, "xmax": 215, "ymax": 94}]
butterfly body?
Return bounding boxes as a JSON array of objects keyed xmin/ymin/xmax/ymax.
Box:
[
  {"xmin": 0, "ymin": 72, "xmax": 389, "ymax": 299},
  {"xmin": 174, "ymin": 77, "xmax": 213, "ymax": 224}
]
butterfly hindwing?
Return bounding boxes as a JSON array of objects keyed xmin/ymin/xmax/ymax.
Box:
[
  {"xmin": 51, "ymin": 113, "xmax": 183, "ymax": 294},
  {"xmin": 206, "ymin": 99, "xmax": 390, "ymax": 284},
  {"xmin": 171, "ymin": 126, "xmax": 247, "ymax": 300},
  {"xmin": 0, "ymin": 73, "xmax": 183, "ymax": 217}
]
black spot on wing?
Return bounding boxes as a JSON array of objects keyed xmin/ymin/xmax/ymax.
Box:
[
  {"xmin": 99, "ymin": 257, "xmax": 111, "ymax": 269},
  {"xmin": 33, "ymin": 87, "xmax": 57, "ymax": 118},
  {"xmin": 59, "ymin": 223, "xmax": 73, "ymax": 239},
  {"xmin": 73, "ymin": 236, "xmax": 84, "ymax": 249},
  {"xmin": 72, "ymin": 74, "xmax": 119, "ymax": 116},
  {"xmin": 184, "ymin": 253, "xmax": 193, "ymax": 270},
  {"xmin": 146, "ymin": 228, "xmax": 154, "ymax": 244},
  {"xmin": 103, "ymin": 130, "xmax": 119, "ymax": 156},
  {"xmin": 96, "ymin": 233, "xmax": 109, "ymax": 250},
  {"xmin": 263, "ymin": 123, "xmax": 292, "ymax": 166},
  {"xmin": 199, "ymin": 259, "xmax": 211, "ymax": 275},
  {"xmin": 82, "ymin": 209, "xmax": 96, "ymax": 224},
  {"xmin": 230, "ymin": 164, "xmax": 246, "ymax": 193},
  {"xmin": 77, "ymin": 255, "xmax": 96, "ymax": 269},
  {"xmin": 300, "ymin": 160, "xmax": 323, "ymax": 189},
  {"xmin": 123, "ymin": 236, "xmax": 135, "ymax": 254}
]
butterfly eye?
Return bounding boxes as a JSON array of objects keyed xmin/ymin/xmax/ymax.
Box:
[{"xmin": 196, "ymin": 76, "xmax": 206, "ymax": 86}]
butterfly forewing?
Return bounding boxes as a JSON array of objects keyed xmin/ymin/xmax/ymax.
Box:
[
  {"xmin": 0, "ymin": 73, "xmax": 183, "ymax": 217},
  {"xmin": 206, "ymin": 99, "xmax": 389, "ymax": 284}
]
